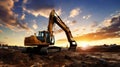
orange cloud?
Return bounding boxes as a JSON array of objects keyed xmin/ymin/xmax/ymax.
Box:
[{"xmin": 0, "ymin": 30, "xmax": 3, "ymax": 33}]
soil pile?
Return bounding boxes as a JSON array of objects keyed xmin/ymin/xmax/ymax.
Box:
[{"xmin": 0, "ymin": 48, "xmax": 120, "ymax": 67}]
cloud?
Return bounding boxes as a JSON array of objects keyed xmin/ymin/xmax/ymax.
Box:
[
  {"xmin": 4, "ymin": 37, "xmax": 8, "ymax": 39},
  {"xmin": 69, "ymin": 8, "xmax": 81, "ymax": 18},
  {"xmin": 32, "ymin": 20, "xmax": 38, "ymax": 29},
  {"xmin": 69, "ymin": 20, "xmax": 77, "ymax": 26},
  {"xmin": 0, "ymin": 0, "xmax": 31, "ymax": 32},
  {"xmin": 33, "ymin": 23, "xmax": 38, "ymax": 30},
  {"xmin": 4, "ymin": 22, "xmax": 32, "ymax": 32},
  {"xmin": 73, "ymin": 28, "xmax": 79, "ymax": 32},
  {"xmin": 0, "ymin": 24, "xmax": 3, "ymax": 27},
  {"xmin": 102, "ymin": 19, "xmax": 112, "ymax": 27},
  {"xmin": 64, "ymin": 19, "xmax": 77, "ymax": 26},
  {"xmin": 83, "ymin": 15, "xmax": 91, "ymax": 20},
  {"xmin": 75, "ymin": 13, "xmax": 120, "ymax": 41},
  {"xmin": 99, "ymin": 15, "xmax": 120, "ymax": 33},
  {"xmin": 21, "ymin": 13, "xmax": 25, "ymax": 20},
  {"xmin": 23, "ymin": 0, "xmax": 27, "ymax": 4},
  {"xmin": 24, "ymin": 8, "xmax": 62, "ymax": 18},
  {"xmin": 0, "ymin": 41, "xmax": 6, "ymax": 44},
  {"xmin": 57, "ymin": 12, "xmax": 120, "ymax": 42},
  {"xmin": 13, "ymin": 0, "xmax": 19, "ymax": 2},
  {"xmin": 74, "ymin": 32, "xmax": 113, "ymax": 41},
  {"xmin": 110, "ymin": 11, "xmax": 120, "ymax": 18},
  {"xmin": 90, "ymin": 22, "xmax": 97, "ymax": 28},
  {"xmin": 58, "ymin": 31, "xmax": 119, "ymax": 42},
  {"xmin": 0, "ymin": 30, "xmax": 3, "ymax": 33},
  {"xmin": 23, "ymin": 0, "xmax": 62, "ymax": 18}
]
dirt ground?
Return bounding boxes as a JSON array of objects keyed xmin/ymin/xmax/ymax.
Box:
[{"xmin": 0, "ymin": 48, "xmax": 120, "ymax": 67}]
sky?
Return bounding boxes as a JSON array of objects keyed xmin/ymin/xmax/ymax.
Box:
[{"xmin": 0, "ymin": 0, "xmax": 120, "ymax": 47}]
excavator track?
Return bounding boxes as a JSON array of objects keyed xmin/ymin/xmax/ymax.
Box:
[
  {"xmin": 24, "ymin": 46, "xmax": 61, "ymax": 55},
  {"xmin": 40, "ymin": 46, "xmax": 61, "ymax": 54}
]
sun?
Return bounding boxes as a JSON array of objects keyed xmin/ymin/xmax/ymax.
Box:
[{"xmin": 81, "ymin": 42, "xmax": 89, "ymax": 50}]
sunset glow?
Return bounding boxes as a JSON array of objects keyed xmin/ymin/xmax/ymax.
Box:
[{"xmin": 80, "ymin": 42, "xmax": 89, "ymax": 50}]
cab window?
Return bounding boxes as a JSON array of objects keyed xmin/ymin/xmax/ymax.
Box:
[{"xmin": 38, "ymin": 32, "xmax": 44, "ymax": 37}]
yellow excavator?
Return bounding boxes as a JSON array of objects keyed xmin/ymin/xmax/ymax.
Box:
[{"xmin": 24, "ymin": 10, "xmax": 77, "ymax": 54}]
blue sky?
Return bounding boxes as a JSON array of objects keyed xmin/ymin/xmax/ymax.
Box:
[{"xmin": 0, "ymin": 0, "xmax": 120, "ymax": 47}]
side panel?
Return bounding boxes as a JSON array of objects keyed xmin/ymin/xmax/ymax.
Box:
[{"xmin": 24, "ymin": 35, "xmax": 49, "ymax": 46}]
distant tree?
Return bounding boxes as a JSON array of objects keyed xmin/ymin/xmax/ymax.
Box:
[
  {"xmin": 113, "ymin": 44, "xmax": 117, "ymax": 46},
  {"xmin": 103, "ymin": 44, "xmax": 108, "ymax": 47}
]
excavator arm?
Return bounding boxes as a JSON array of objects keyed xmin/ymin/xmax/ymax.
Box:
[{"xmin": 48, "ymin": 10, "xmax": 77, "ymax": 51}]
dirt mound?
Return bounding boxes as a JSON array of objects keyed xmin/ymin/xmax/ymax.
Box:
[
  {"xmin": 0, "ymin": 49, "xmax": 45, "ymax": 67},
  {"xmin": 0, "ymin": 48, "xmax": 120, "ymax": 67}
]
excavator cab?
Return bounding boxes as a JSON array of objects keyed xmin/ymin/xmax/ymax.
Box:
[{"xmin": 36, "ymin": 31, "xmax": 55, "ymax": 45}]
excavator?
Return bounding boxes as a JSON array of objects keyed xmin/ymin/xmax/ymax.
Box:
[{"xmin": 24, "ymin": 10, "xmax": 77, "ymax": 54}]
